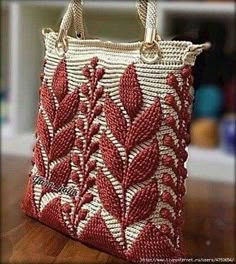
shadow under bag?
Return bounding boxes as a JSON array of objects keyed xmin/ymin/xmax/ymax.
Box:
[{"xmin": 22, "ymin": 0, "xmax": 208, "ymax": 263}]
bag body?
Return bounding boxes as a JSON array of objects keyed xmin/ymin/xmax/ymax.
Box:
[{"xmin": 22, "ymin": 1, "xmax": 207, "ymax": 263}]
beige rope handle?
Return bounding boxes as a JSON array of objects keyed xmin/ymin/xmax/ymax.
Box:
[
  {"xmin": 137, "ymin": 0, "xmax": 161, "ymax": 42},
  {"xmin": 57, "ymin": 0, "xmax": 160, "ymax": 46}
]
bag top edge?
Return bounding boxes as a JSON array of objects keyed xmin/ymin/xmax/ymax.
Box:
[{"xmin": 43, "ymin": 31, "xmax": 194, "ymax": 51}]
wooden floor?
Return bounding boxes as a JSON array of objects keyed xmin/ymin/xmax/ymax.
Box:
[{"xmin": 1, "ymin": 155, "xmax": 235, "ymax": 264}]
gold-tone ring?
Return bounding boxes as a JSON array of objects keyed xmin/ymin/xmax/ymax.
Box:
[
  {"xmin": 55, "ymin": 37, "xmax": 68, "ymax": 57},
  {"xmin": 140, "ymin": 40, "xmax": 161, "ymax": 64}
]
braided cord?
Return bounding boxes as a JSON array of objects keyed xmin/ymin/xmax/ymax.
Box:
[{"xmin": 58, "ymin": 0, "xmax": 159, "ymax": 41}]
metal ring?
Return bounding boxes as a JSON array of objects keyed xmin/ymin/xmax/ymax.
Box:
[
  {"xmin": 55, "ymin": 37, "xmax": 68, "ymax": 57},
  {"xmin": 55, "ymin": 29, "xmax": 69, "ymax": 57},
  {"xmin": 140, "ymin": 40, "xmax": 161, "ymax": 64}
]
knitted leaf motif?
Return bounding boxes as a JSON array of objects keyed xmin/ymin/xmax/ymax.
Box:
[
  {"xmin": 161, "ymin": 65, "xmax": 194, "ymax": 248},
  {"xmin": 79, "ymin": 212, "xmax": 125, "ymax": 258},
  {"xmin": 98, "ymin": 64, "xmax": 161, "ymax": 250},
  {"xmin": 123, "ymin": 140, "xmax": 159, "ymax": 189},
  {"xmin": 34, "ymin": 142, "xmax": 45, "ymax": 177},
  {"xmin": 49, "ymin": 123, "xmax": 75, "ymax": 161},
  {"xmin": 52, "ymin": 59, "xmax": 68, "ymax": 103},
  {"xmin": 96, "ymin": 169, "xmax": 122, "ymax": 220},
  {"xmin": 36, "ymin": 113, "xmax": 51, "ymax": 155},
  {"xmin": 99, "ymin": 133, "xmax": 123, "ymax": 183},
  {"xmin": 126, "ymin": 223, "xmax": 180, "ymax": 262},
  {"xmin": 39, "ymin": 197, "xmax": 69, "ymax": 235},
  {"xmin": 40, "ymin": 82, "xmax": 55, "ymax": 124},
  {"xmin": 50, "ymin": 158, "xmax": 71, "ymax": 189},
  {"xmin": 126, "ymin": 181, "xmax": 158, "ymax": 226},
  {"xmin": 125, "ymin": 98, "xmax": 161, "ymax": 150},
  {"xmin": 68, "ymin": 57, "xmax": 105, "ymax": 234},
  {"xmin": 104, "ymin": 95, "xmax": 127, "ymax": 146},
  {"xmin": 30, "ymin": 59, "xmax": 78, "ymax": 233},
  {"xmin": 53, "ymin": 88, "xmax": 79, "ymax": 130},
  {"xmin": 119, "ymin": 64, "xmax": 142, "ymax": 120}
]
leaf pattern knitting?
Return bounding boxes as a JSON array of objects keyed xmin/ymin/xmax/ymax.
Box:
[
  {"xmin": 161, "ymin": 65, "xmax": 193, "ymax": 250},
  {"xmin": 97, "ymin": 63, "xmax": 162, "ymax": 248},
  {"xmin": 61, "ymin": 57, "xmax": 105, "ymax": 236},
  {"xmin": 34, "ymin": 59, "xmax": 79, "ymax": 231}
]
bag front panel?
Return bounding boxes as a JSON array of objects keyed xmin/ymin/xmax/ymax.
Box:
[{"xmin": 22, "ymin": 32, "xmax": 195, "ymax": 263}]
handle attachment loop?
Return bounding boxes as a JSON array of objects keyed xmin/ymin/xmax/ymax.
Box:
[
  {"xmin": 54, "ymin": 0, "xmax": 160, "ymax": 62},
  {"xmin": 140, "ymin": 40, "xmax": 161, "ymax": 64}
]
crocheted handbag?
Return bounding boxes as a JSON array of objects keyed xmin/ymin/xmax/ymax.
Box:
[{"xmin": 22, "ymin": 0, "xmax": 208, "ymax": 263}]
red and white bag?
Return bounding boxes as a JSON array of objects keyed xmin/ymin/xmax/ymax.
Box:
[{"xmin": 22, "ymin": 0, "xmax": 208, "ymax": 263}]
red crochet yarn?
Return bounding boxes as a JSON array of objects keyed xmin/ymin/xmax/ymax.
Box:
[
  {"xmin": 162, "ymin": 65, "xmax": 193, "ymax": 253},
  {"xmin": 95, "ymin": 63, "xmax": 162, "ymax": 252},
  {"xmin": 22, "ymin": 58, "xmax": 194, "ymax": 263}
]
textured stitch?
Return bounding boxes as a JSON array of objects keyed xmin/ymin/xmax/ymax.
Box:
[{"xmin": 22, "ymin": 29, "xmax": 204, "ymax": 263}]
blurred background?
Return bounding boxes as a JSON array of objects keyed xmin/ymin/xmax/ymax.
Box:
[
  {"xmin": 0, "ymin": 0, "xmax": 235, "ymax": 262},
  {"xmin": 1, "ymin": 0, "xmax": 235, "ymax": 182}
]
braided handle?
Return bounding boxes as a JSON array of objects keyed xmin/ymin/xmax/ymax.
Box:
[{"xmin": 57, "ymin": 0, "xmax": 159, "ymax": 44}]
